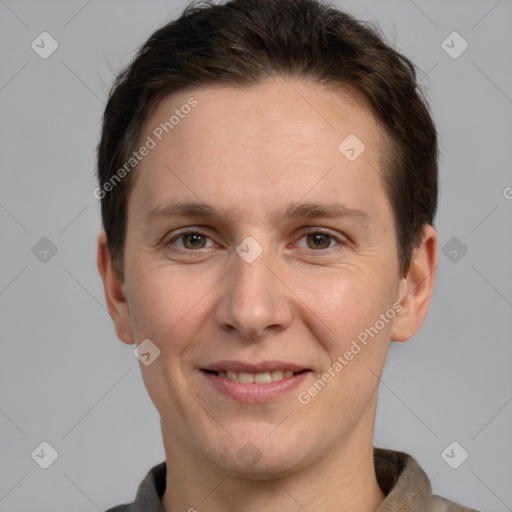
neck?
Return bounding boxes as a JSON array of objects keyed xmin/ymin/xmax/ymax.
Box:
[{"xmin": 161, "ymin": 420, "xmax": 385, "ymax": 512}]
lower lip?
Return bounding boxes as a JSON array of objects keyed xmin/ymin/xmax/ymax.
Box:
[{"xmin": 201, "ymin": 370, "xmax": 310, "ymax": 403}]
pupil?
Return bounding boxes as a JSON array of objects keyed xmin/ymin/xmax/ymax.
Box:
[
  {"xmin": 185, "ymin": 233, "xmax": 204, "ymax": 248},
  {"xmin": 309, "ymin": 233, "xmax": 329, "ymax": 249}
]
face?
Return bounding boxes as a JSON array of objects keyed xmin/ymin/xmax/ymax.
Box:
[{"xmin": 107, "ymin": 78, "xmax": 417, "ymax": 477}]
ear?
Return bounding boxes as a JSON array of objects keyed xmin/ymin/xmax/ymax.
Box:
[
  {"xmin": 391, "ymin": 224, "xmax": 438, "ymax": 342},
  {"xmin": 97, "ymin": 231, "xmax": 135, "ymax": 345}
]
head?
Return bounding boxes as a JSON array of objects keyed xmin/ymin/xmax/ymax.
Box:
[{"xmin": 97, "ymin": 0, "xmax": 438, "ymax": 479}]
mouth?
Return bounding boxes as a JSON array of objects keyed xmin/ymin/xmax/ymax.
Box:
[
  {"xmin": 202, "ymin": 368, "xmax": 310, "ymax": 384},
  {"xmin": 200, "ymin": 362, "xmax": 312, "ymax": 403}
]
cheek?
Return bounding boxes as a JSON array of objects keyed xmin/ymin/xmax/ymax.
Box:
[
  {"xmin": 305, "ymin": 269, "xmax": 394, "ymax": 349},
  {"xmin": 126, "ymin": 265, "xmax": 213, "ymax": 348},
  {"xmin": 313, "ymin": 277, "xmax": 393, "ymax": 404}
]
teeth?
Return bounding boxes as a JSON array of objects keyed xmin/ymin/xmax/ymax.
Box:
[
  {"xmin": 238, "ymin": 371, "xmax": 254, "ymax": 384},
  {"xmin": 271, "ymin": 370, "xmax": 284, "ymax": 381},
  {"xmin": 254, "ymin": 372, "xmax": 272, "ymax": 384},
  {"xmin": 216, "ymin": 369, "xmax": 300, "ymax": 384}
]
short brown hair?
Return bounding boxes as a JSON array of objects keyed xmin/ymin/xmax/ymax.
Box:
[{"xmin": 96, "ymin": 0, "xmax": 438, "ymax": 278}]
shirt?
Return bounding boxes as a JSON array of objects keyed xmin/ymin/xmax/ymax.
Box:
[{"xmin": 105, "ymin": 447, "xmax": 480, "ymax": 511}]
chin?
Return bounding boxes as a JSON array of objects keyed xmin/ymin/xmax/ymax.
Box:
[
  {"xmin": 223, "ymin": 451, "xmax": 304, "ymax": 480},
  {"xmin": 206, "ymin": 427, "xmax": 311, "ymax": 479}
]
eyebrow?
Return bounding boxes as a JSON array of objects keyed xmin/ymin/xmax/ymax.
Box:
[{"xmin": 143, "ymin": 200, "xmax": 371, "ymax": 226}]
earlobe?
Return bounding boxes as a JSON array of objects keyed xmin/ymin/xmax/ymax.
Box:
[
  {"xmin": 97, "ymin": 231, "xmax": 135, "ymax": 345},
  {"xmin": 390, "ymin": 224, "xmax": 438, "ymax": 343}
]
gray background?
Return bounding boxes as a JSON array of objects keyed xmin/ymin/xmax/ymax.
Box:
[{"xmin": 1, "ymin": 0, "xmax": 511, "ymax": 510}]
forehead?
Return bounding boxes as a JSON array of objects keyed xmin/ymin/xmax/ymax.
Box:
[
  {"xmin": 142, "ymin": 78, "xmax": 381, "ymax": 161},
  {"xmin": 129, "ymin": 78, "xmax": 391, "ymax": 227}
]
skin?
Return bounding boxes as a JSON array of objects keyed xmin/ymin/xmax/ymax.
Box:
[{"xmin": 97, "ymin": 77, "xmax": 437, "ymax": 512}]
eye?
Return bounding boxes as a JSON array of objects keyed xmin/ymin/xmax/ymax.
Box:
[
  {"xmin": 167, "ymin": 229, "xmax": 215, "ymax": 250},
  {"xmin": 297, "ymin": 228, "xmax": 346, "ymax": 251},
  {"xmin": 165, "ymin": 227, "xmax": 346, "ymax": 253}
]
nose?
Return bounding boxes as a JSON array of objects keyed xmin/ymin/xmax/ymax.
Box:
[{"xmin": 214, "ymin": 246, "xmax": 293, "ymax": 340}]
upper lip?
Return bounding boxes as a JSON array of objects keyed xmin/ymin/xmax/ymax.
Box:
[{"xmin": 201, "ymin": 360, "xmax": 309, "ymax": 373}]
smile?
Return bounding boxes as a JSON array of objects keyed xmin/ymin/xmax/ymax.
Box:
[
  {"xmin": 203, "ymin": 369, "xmax": 309, "ymax": 384},
  {"xmin": 200, "ymin": 362, "xmax": 312, "ymax": 403}
]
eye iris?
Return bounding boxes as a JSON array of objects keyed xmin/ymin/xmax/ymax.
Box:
[
  {"xmin": 307, "ymin": 233, "xmax": 330, "ymax": 249},
  {"xmin": 183, "ymin": 233, "xmax": 206, "ymax": 249}
]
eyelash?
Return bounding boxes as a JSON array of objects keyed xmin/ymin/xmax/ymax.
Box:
[{"xmin": 166, "ymin": 227, "xmax": 347, "ymax": 253}]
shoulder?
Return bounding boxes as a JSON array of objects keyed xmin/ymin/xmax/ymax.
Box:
[
  {"xmin": 374, "ymin": 447, "xmax": 481, "ymax": 512},
  {"xmin": 428, "ymin": 495, "xmax": 482, "ymax": 512},
  {"xmin": 105, "ymin": 506, "xmax": 130, "ymax": 512},
  {"xmin": 104, "ymin": 461, "xmax": 167, "ymax": 512}
]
